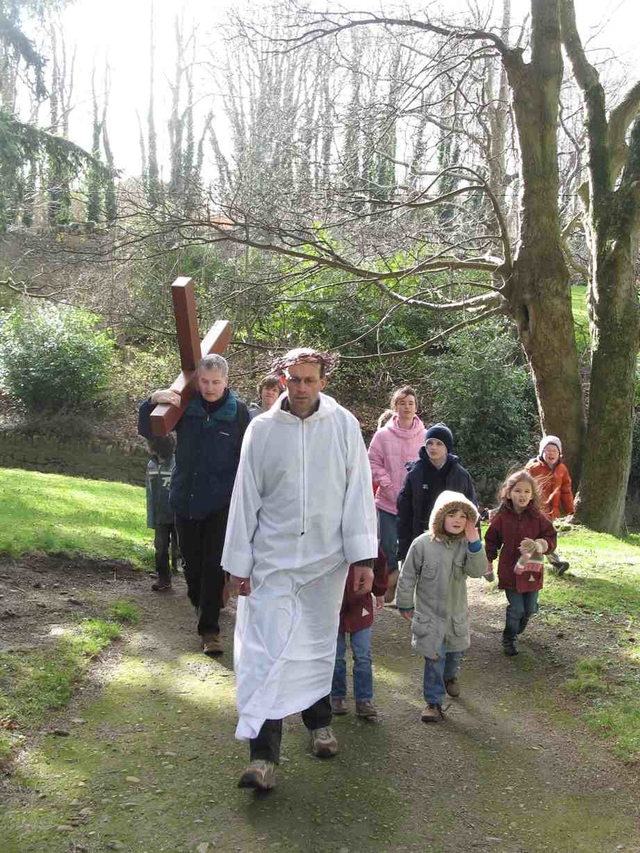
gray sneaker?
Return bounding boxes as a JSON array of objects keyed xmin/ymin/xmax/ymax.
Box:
[
  {"xmin": 237, "ymin": 760, "xmax": 277, "ymax": 790},
  {"xmin": 310, "ymin": 726, "xmax": 339, "ymax": 758}
]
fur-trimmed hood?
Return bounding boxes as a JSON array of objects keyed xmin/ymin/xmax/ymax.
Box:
[{"xmin": 429, "ymin": 490, "xmax": 478, "ymax": 541}]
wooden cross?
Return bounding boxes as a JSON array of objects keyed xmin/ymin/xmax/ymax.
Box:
[{"xmin": 150, "ymin": 277, "xmax": 232, "ymax": 436}]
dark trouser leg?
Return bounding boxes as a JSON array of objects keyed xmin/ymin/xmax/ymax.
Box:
[
  {"xmin": 196, "ymin": 507, "xmax": 229, "ymax": 635},
  {"xmin": 517, "ymin": 591, "xmax": 539, "ymax": 634},
  {"xmin": 250, "ymin": 720, "xmax": 283, "ymax": 764},
  {"xmin": 504, "ymin": 589, "xmax": 525, "ymax": 640},
  {"xmin": 169, "ymin": 525, "xmax": 179, "ymax": 572},
  {"xmin": 175, "ymin": 510, "xmax": 228, "ymax": 635},
  {"xmin": 377, "ymin": 509, "xmax": 399, "ymax": 574},
  {"xmin": 154, "ymin": 524, "xmax": 171, "ymax": 580},
  {"xmin": 175, "ymin": 515, "xmax": 202, "ymax": 610},
  {"xmin": 301, "ymin": 695, "xmax": 332, "ymax": 731}
]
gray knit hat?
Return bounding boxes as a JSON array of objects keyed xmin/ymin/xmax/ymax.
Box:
[{"xmin": 539, "ymin": 435, "xmax": 562, "ymax": 456}]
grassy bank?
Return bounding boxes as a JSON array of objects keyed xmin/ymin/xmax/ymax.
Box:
[
  {"xmin": 0, "ymin": 467, "xmax": 152, "ymax": 567},
  {"xmin": 540, "ymin": 526, "xmax": 640, "ymax": 762},
  {"xmin": 0, "ymin": 601, "xmax": 140, "ymax": 764}
]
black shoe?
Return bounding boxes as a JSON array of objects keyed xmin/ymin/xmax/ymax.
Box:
[
  {"xmin": 503, "ymin": 639, "xmax": 518, "ymax": 656},
  {"xmin": 555, "ymin": 561, "xmax": 570, "ymax": 576}
]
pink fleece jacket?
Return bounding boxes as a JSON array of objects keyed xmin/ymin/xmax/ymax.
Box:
[{"xmin": 368, "ymin": 415, "xmax": 425, "ymax": 516}]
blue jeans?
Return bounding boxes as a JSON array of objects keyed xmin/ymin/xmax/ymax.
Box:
[
  {"xmin": 332, "ymin": 628, "xmax": 373, "ymax": 702},
  {"xmin": 378, "ymin": 509, "xmax": 399, "ymax": 573},
  {"xmin": 504, "ymin": 589, "xmax": 539, "ymax": 638},
  {"xmin": 423, "ymin": 642, "xmax": 463, "ymax": 705}
]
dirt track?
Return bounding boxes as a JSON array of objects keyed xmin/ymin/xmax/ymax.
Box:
[{"xmin": 1, "ymin": 557, "xmax": 639, "ymax": 853}]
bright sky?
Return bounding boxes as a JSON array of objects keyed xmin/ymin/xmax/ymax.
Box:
[{"xmin": 59, "ymin": 0, "xmax": 640, "ymax": 177}]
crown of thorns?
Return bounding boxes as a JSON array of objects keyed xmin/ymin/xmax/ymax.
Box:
[{"xmin": 271, "ymin": 348, "xmax": 339, "ymax": 377}]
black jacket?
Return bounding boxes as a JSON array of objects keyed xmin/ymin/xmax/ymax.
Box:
[
  {"xmin": 138, "ymin": 389, "xmax": 248, "ymax": 520},
  {"xmin": 396, "ymin": 447, "xmax": 477, "ymax": 560}
]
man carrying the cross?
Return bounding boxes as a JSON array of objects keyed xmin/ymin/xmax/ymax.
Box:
[
  {"xmin": 139, "ymin": 354, "xmax": 249, "ymax": 656},
  {"xmin": 222, "ymin": 347, "xmax": 377, "ymax": 791}
]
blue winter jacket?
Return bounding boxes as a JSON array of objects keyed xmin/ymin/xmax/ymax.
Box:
[
  {"xmin": 138, "ymin": 390, "xmax": 248, "ymax": 520},
  {"xmin": 396, "ymin": 447, "xmax": 477, "ymax": 560}
]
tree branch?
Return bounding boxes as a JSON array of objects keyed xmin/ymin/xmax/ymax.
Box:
[{"xmin": 340, "ymin": 307, "xmax": 503, "ymax": 361}]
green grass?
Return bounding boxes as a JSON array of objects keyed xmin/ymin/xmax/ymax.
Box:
[
  {"xmin": 571, "ymin": 284, "xmax": 590, "ymax": 355},
  {"xmin": 0, "ymin": 467, "xmax": 152, "ymax": 567},
  {"xmin": 547, "ymin": 525, "xmax": 640, "ymax": 760},
  {"xmin": 0, "ymin": 602, "xmax": 140, "ymax": 763},
  {"xmin": 107, "ymin": 599, "xmax": 141, "ymax": 624},
  {"xmin": 566, "ymin": 657, "xmax": 608, "ymax": 694},
  {"xmin": 545, "ymin": 525, "xmax": 640, "ymax": 617}
]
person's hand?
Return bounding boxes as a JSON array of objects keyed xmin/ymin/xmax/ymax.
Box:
[
  {"xmin": 150, "ymin": 388, "xmax": 181, "ymax": 407},
  {"xmin": 519, "ymin": 537, "xmax": 536, "ymax": 555},
  {"xmin": 230, "ymin": 575, "xmax": 252, "ymax": 596},
  {"xmin": 375, "ymin": 595, "xmax": 385, "ymax": 611},
  {"xmin": 465, "ymin": 519, "xmax": 479, "ymax": 542},
  {"xmin": 484, "ymin": 561, "xmax": 495, "ymax": 582},
  {"xmin": 534, "ymin": 538, "xmax": 549, "ymax": 554},
  {"xmin": 353, "ymin": 565, "xmax": 374, "ymax": 594},
  {"xmin": 400, "ymin": 608, "xmax": 413, "ymax": 623}
]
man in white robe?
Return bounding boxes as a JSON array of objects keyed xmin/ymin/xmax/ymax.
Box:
[{"xmin": 221, "ymin": 348, "xmax": 377, "ymax": 791}]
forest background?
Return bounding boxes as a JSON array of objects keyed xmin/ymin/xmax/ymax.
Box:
[{"xmin": 1, "ymin": 0, "xmax": 640, "ymax": 530}]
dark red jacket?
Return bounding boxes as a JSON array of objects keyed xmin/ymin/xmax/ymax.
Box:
[
  {"xmin": 338, "ymin": 547, "xmax": 389, "ymax": 633},
  {"xmin": 484, "ymin": 505, "xmax": 556, "ymax": 592}
]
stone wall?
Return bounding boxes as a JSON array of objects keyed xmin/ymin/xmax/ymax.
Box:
[{"xmin": 0, "ymin": 430, "xmax": 148, "ymax": 486}]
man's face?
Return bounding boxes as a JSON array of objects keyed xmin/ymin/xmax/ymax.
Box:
[
  {"xmin": 285, "ymin": 362, "xmax": 326, "ymax": 415},
  {"xmin": 542, "ymin": 444, "xmax": 560, "ymax": 466},
  {"xmin": 198, "ymin": 368, "xmax": 227, "ymax": 402},
  {"xmin": 425, "ymin": 438, "xmax": 448, "ymax": 465},
  {"xmin": 261, "ymin": 383, "xmax": 281, "ymax": 411}
]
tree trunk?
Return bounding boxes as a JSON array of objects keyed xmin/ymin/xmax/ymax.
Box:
[
  {"xmin": 576, "ymin": 242, "xmax": 639, "ymax": 531},
  {"xmin": 502, "ymin": 0, "xmax": 586, "ymax": 478},
  {"xmin": 574, "ymin": 122, "xmax": 640, "ymax": 532}
]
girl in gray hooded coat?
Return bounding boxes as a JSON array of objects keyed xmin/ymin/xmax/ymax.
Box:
[{"xmin": 396, "ymin": 491, "xmax": 486, "ymax": 722}]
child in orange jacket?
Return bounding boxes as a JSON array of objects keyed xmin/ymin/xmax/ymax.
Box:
[{"xmin": 525, "ymin": 435, "xmax": 574, "ymax": 575}]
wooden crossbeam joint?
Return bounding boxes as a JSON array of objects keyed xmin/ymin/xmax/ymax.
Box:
[{"xmin": 149, "ymin": 278, "xmax": 232, "ymax": 436}]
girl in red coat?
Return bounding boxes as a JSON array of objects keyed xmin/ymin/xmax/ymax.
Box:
[
  {"xmin": 485, "ymin": 471, "xmax": 556, "ymax": 657},
  {"xmin": 331, "ymin": 548, "xmax": 389, "ymax": 720}
]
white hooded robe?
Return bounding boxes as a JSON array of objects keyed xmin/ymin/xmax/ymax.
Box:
[{"xmin": 221, "ymin": 392, "xmax": 377, "ymax": 740}]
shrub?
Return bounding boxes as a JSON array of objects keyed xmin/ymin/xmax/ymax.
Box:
[
  {"xmin": 428, "ymin": 318, "xmax": 538, "ymax": 503},
  {"xmin": 0, "ymin": 303, "xmax": 115, "ymax": 413}
]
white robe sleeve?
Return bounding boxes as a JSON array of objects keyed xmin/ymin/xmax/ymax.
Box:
[
  {"xmin": 221, "ymin": 425, "xmax": 262, "ymax": 578},
  {"xmin": 341, "ymin": 416, "xmax": 378, "ymax": 565}
]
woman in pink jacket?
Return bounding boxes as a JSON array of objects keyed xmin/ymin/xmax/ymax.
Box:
[{"xmin": 368, "ymin": 386, "xmax": 425, "ymax": 599}]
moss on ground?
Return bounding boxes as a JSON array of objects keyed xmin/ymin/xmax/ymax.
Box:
[{"xmin": 3, "ymin": 633, "xmax": 638, "ymax": 853}]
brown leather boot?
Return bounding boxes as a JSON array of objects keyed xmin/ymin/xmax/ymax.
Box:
[
  {"xmin": 202, "ymin": 633, "xmax": 223, "ymax": 656},
  {"xmin": 355, "ymin": 700, "xmax": 378, "ymax": 720}
]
